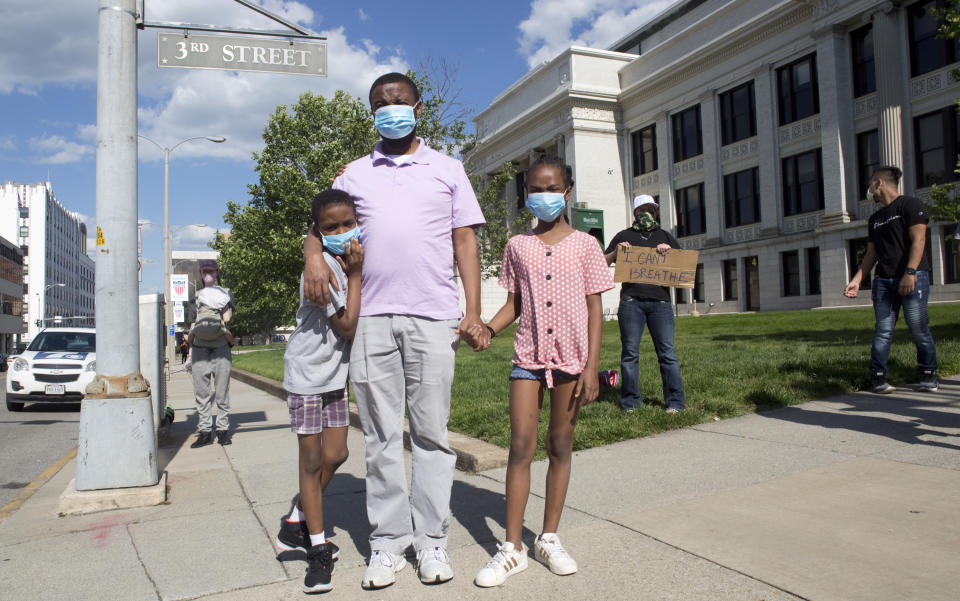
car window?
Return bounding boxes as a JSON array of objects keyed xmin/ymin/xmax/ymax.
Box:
[{"xmin": 27, "ymin": 332, "xmax": 96, "ymax": 352}]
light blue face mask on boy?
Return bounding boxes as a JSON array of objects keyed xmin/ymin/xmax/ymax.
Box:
[
  {"xmin": 323, "ymin": 227, "xmax": 361, "ymax": 256},
  {"xmin": 526, "ymin": 192, "xmax": 567, "ymax": 222},
  {"xmin": 374, "ymin": 105, "xmax": 417, "ymax": 139}
]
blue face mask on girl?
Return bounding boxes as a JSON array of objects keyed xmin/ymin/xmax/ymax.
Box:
[
  {"xmin": 374, "ymin": 104, "xmax": 417, "ymax": 139},
  {"xmin": 526, "ymin": 192, "xmax": 567, "ymax": 222},
  {"xmin": 322, "ymin": 227, "xmax": 361, "ymax": 256}
]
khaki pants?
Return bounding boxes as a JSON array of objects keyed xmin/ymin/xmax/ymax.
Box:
[{"xmin": 350, "ymin": 315, "xmax": 460, "ymax": 554}]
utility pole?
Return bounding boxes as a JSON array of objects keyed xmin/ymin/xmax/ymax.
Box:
[{"xmin": 76, "ymin": 0, "xmax": 158, "ymax": 491}]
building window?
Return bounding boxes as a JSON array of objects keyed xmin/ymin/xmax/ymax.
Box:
[
  {"xmin": 806, "ymin": 247, "xmax": 821, "ymax": 295},
  {"xmin": 723, "ymin": 259, "xmax": 738, "ymax": 301},
  {"xmin": 850, "ymin": 25, "xmax": 876, "ymax": 97},
  {"xmin": 782, "ymin": 149, "xmax": 824, "ymax": 216},
  {"xmin": 944, "ymin": 226, "xmax": 960, "ymax": 283},
  {"xmin": 777, "ymin": 54, "xmax": 819, "ymax": 125},
  {"xmin": 909, "ymin": 0, "xmax": 960, "ymax": 76},
  {"xmin": 857, "ymin": 130, "xmax": 880, "ymax": 196},
  {"xmin": 849, "ymin": 238, "xmax": 872, "ymax": 290},
  {"xmin": 676, "ymin": 183, "xmax": 706, "ymax": 237},
  {"xmin": 515, "ymin": 170, "xmax": 526, "ymax": 210},
  {"xmin": 719, "ymin": 81, "xmax": 756, "ymax": 145},
  {"xmin": 782, "ymin": 250, "xmax": 800, "ymax": 296},
  {"xmin": 693, "ymin": 263, "xmax": 704, "ymax": 302},
  {"xmin": 724, "ymin": 167, "xmax": 760, "ymax": 227},
  {"xmin": 631, "ymin": 124, "xmax": 658, "ymax": 176},
  {"xmin": 915, "ymin": 106, "xmax": 960, "ymax": 187},
  {"xmin": 672, "ymin": 105, "xmax": 702, "ymax": 162}
]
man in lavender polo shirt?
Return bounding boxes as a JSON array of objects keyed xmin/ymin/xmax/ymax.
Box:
[{"xmin": 303, "ymin": 72, "xmax": 488, "ymax": 589}]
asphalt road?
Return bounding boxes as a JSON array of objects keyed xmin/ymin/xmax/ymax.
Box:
[{"xmin": 0, "ymin": 374, "xmax": 81, "ymax": 508}]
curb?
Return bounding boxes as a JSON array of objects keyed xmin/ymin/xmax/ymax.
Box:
[{"xmin": 230, "ymin": 367, "xmax": 508, "ymax": 472}]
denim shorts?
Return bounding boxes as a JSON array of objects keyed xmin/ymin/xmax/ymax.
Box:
[{"xmin": 509, "ymin": 365, "xmax": 579, "ymax": 382}]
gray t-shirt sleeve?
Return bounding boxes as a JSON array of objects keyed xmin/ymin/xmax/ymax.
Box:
[{"xmin": 323, "ymin": 252, "xmax": 348, "ymax": 318}]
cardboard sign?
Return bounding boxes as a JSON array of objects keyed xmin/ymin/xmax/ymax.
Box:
[{"xmin": 613, "ymin": 246, "xmax": 699, "ymax": 288}]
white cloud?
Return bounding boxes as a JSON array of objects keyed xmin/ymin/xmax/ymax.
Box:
[
  {"xmin": 358, "ymin": 8, "xmax": 369, "ymax": 22},
  {"xmin": 29, "ymin": 135, "xmax": 95, "ymax": 164},
  {"xmin": 518, "ymin": 0, "xmax": 676, "ymax": 68},
  {"xmin": 0, "ymin": 135, "xmax": 15, "ymax": 151},
  {"xmin": 171, "ymin": 224, "xmax": 227, "ymax": 250},
  {"xmin": 2, "ymin": 0, "xmax": 406, "ymax": 164}
]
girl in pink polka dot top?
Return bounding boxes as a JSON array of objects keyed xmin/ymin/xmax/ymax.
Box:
[{"xmin": 473, "ymin": 156, "xmax": 614, "ymax": 587}]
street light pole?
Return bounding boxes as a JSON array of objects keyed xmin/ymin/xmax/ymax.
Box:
[{"xmin": 138, "ymin": 135, "xmax": 225, "ymax": 373}]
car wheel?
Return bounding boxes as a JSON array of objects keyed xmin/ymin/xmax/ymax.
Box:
[{"xmin": 6, "ymin": 399, "xmax": 24, "ymax": 411}]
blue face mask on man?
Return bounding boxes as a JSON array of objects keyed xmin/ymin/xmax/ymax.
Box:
[
  {"xmin": 323, "ymin": 227, "xmax": 361, "ymax": 256},
  {"xmin": 526, "ymin": 192, "xmax": 567, "ymax": 222},
  {"xmin": 374, "ymin": 104, "xmax": 417, "ymax": 140}
]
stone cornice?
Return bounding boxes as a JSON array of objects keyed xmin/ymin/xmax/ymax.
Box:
[{"xmin": 620, "ymin": 3, "xmax": 812, "ymax": 105}]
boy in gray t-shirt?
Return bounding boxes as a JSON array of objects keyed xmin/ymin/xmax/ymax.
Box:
[{"xmin": 276, "ymin": 189, "xmax": 362, "ymax": 594}]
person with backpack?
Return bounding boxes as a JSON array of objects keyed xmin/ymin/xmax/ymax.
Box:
[{"xmin": 189, "ymin": 259, "xmax": 236, "ymax": 448}]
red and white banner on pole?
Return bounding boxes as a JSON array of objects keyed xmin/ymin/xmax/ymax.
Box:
[
  {"xmin": 173, "ymin": 303, "xmax": 185, "ymax": 323},
  {"xmin": 170, "ymin": 274, "xmax": 189, "ymax": 302}
]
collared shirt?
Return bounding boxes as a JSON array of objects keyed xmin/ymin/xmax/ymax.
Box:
[
  {"xmin": 333, "ymin": 139, "xmax": 485, "ymax": 319},
  {"xmin": 499, "ymin": 230, "xmax": 614, "ymax": 387}
]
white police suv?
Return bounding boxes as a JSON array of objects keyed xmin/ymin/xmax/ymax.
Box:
[{"xmin": 5, "ymin": 328, "xmax": 96, "ymax": 411}]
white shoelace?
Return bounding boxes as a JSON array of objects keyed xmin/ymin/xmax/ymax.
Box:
[
  {"xmin": 485, "ymin": 543, "xmax": 518, "ymax": 570},
  {"xmin": 421, "ymin": 547, "xmax": 450, "ymax": 564},
  {"xmin": 538, "ymin": 536, "xmax": 570, "ymax": 560}
]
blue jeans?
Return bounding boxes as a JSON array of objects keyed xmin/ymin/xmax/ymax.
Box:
[
  {"xmin": 869, "ymin": 271, "xmax": 938, "ymax": 378},
  {"xmin": 618, "ymin": 297, "xmax": 685, "ymax": 410}
]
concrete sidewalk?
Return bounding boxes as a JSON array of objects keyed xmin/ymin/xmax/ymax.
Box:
[{"xmin": 0, "ymin": 369, "xmax": 957, "ymax": 601}]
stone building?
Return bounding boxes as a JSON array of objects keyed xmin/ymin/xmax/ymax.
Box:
[
  {"xmin": 0, "ymin": 181, "xmax": 96, "ymax": 341},
  {"xmin": 466, "ymin": 0, "xmax": 960, "ymax": 317}
]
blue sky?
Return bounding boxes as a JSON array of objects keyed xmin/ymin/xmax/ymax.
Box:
[{"xmin": 0, "ymin": 0, "xmax": 676, "ymax": 295}]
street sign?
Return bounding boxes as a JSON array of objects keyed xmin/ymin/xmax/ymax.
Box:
[
  {"xmin": 170, "ymin": 274, "xmax": 189, "ymax": 302},
  {"xmin": 157, "ymin": 33, "xmax": 327, "ymax": 76}
]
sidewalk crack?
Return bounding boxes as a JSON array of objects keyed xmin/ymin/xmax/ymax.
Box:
[{"xmin": 126, "ymin": 523, "xmax": 162, "ymax": 600}]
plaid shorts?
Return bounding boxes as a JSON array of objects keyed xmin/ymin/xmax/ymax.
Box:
[{"xmin": 287, "ymin": 389, "xmax": 349, "ymax": 434}]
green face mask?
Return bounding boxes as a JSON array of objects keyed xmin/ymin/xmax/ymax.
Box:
[{"xmin": 633, "ymin": 212, "xmax": 658, "ymax": 231}]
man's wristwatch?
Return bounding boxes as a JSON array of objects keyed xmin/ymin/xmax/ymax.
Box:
[{"xmin": 905, "ymin": 267, "xmax": 917, "ymax": 276}]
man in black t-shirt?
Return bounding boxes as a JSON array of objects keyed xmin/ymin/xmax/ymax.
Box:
[
  {"xmin": 604, "ymin": 195, "xmax": 686, "ymax": 413},
  {"xmin": 844, "ymin": 166, "xmax": 938, "ymax": 393}
]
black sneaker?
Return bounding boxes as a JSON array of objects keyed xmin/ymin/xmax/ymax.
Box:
[
  {"xmin": 275, "ymin": 516, "xmax": 340, "ymax": 559},
  {"xmin": 189, "ymin": 431, "xmax": 213, "ymax": 448},
  {"xmin": 303, "ymin": 543, "xmax": 335, "ymax": 593},
  {"xmin": 216, "ymin": 430, "xmax": 232, "ymax": 445},
  {"xmin": 918, "ymin": 372, "xmax": 939, "ymax": 392},
  {"xmin": 870, "ymin": 373, "xmax": 895, "ymax": 394}
]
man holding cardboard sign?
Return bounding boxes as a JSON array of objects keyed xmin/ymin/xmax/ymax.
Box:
[{"xmin": 604, "ymin": 195, "xmax": 687, "ymax": 413}]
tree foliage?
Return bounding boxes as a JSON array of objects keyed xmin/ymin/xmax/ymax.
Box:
[{"xmin": 470, "ymin": 162, "xmax": 533, "ymax": 279}]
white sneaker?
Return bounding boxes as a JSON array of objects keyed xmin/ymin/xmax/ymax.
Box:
[
  {"xmin": 474, "ymin": 541, "xmax": 528, "ymax": 587},
  {"xmin": 416, "ymin": 547, "xmax": 454, "ymax": 584},
  {"xmin": 361, "ymin": 550, "xmax": 406, "ymax": 590},
  {"xmin": 534, "ymin": 534, "xmax": 577, "ymax": 575}
]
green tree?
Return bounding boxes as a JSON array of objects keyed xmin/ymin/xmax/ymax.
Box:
[{"xmin": 469, "ymin": 162, "xmax": 533, "ymax": 278}]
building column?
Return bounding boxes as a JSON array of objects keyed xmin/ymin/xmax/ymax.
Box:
[
  {"xmin": 656, "ymin": 111, "xmax": 676, "ymax": 231},
  {"xmin": 700, "ymin": 89, "xmax": 723, "ymax": 247},
  {"xmin": 872, "ymin": 4, "xmax": 905, "ymax": 174},
  {"xmin": 753, "ymin": 63, "xmax": 780, "ymax": 237},
  {"xmin": 816, "ymin": 25, "xmax": 855, "ymax": 226}
]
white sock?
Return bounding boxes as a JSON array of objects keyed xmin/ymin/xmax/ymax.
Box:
[
  {"xmin": 289, "ymin": 506, "xmax": 306, "ymax": 522},
  {"xmin": 309, "ymin": 531, "xmax": 326, "ymax": 546}
]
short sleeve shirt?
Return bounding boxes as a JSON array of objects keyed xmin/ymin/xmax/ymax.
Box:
[
  {"xmin": 867, "ymin": 195, "xmax": 931, "ymax": 278},
  {"xmin": 333, "ymin": 139, "xmax": 485, "ymax": 319},
  {"xmin": 283, "ymin": 253, "xmax": 350, "ymax": 394},
  {"xmin": 499, "ymin": 230, "xmax": 614, "ymax": 387}
]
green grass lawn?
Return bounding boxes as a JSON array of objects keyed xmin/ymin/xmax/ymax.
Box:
[{"xmin": 232, "ymin": 305, "xmax": 960, "ymax": 454}]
